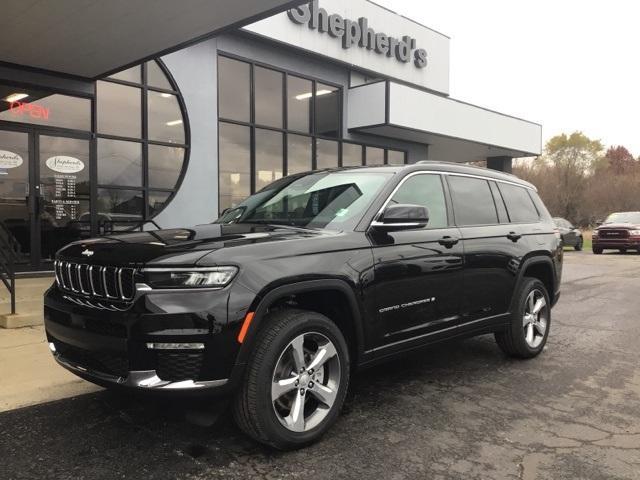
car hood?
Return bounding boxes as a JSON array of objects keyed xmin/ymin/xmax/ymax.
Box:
[
  {"xmin": 56, "ymin": 223, "xmax": 333, "ymax": 266},
  {"xmin": 597, "ymin": 223, "xmax": 640, "ymax": 230}
]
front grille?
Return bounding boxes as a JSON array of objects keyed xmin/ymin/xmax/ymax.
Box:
[
  {"xmin": 53, "ymin": 338, "xmax": 129, "ymax": 378},
  {"xmin": 55, "ymin": 261, "xmax": 136, "ymax": 301},
  {"xmin": 156, "ymin": 352, "xmax": 204, "ymax": 382},
  {"xmin": 599, "ymin": 229, "xmax": 630, "ymax": 239}
]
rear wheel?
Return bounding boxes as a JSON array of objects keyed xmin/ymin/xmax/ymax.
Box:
[
  {"xmin": 233, "ymin": 308, "xmax": 350, "ymax": 450},
  {"xmin": 495, "ymin": 277, "xmax": 551, "ymax": 359},
  {"xmin": 592, "ymin": 247, "xmax": 603, "ymax": 254},
  {"xmin": 574, "ymin": 238, "xmax": 583, "ymax": 251}
]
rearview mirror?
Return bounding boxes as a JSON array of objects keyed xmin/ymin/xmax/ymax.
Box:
[{"xmin": 371, "ymin": 204, "xmax": 429, "ymax": 231}]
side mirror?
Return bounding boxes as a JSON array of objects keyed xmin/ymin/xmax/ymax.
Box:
[{"xmin": 371, "ymin": 204, "xmax": 429, "ymax": 231}]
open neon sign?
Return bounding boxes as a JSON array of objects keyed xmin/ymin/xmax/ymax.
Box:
[{"xmin": 9, "ymin": 101, "xmax": 50, "ymax": 120}]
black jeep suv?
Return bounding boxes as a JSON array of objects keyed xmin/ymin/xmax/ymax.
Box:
[{"xmin": 44, "ymin": 162, "xmax": 562, "ymax": 449}]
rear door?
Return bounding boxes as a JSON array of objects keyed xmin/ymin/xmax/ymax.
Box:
[
  {"xmin": 369, "ymin": 173, "xmax": 464, "ymax": 348},
  {"xmin": 447, "ymin": 175, "xmax": 526, "ymax": 324}
]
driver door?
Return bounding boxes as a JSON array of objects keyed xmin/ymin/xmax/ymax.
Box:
[{"xmin": 368, "ymin": 173, "xmax": 464, "ymax": 349}]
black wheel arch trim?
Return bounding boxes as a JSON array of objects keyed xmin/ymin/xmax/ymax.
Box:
[
  {"xmin": 229, "ymin": 279, "xmax": 366, "ymax": 385},
  {"xmin": 510, "ymin": 254, "xmax": 558, "ymax": 312}
]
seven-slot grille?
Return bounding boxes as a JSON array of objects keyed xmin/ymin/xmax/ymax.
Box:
[{"xmin": 54, "ymin": 261, "xmax": 136, "ymax": 301}]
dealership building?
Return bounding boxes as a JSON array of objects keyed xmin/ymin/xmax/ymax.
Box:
[{"xmin": 0, "ymin": 0, "xmax": 541, "ymax": 275}]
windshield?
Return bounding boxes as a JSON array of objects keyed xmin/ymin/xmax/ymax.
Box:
[
  {"xmin": 604, "ymin": 212, "xmax": 640, "ymax": 224},
  {"xmin": 217, "ymin": 171, "xmax": 393, "ymax": 231}
]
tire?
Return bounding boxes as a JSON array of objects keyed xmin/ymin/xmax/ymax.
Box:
[
  {"xmin": 495, "ymin": 277, "xmax": 551, "ymax": 359},
  {"xmin": 592, "ymin": 247, "xmax": 603, "ymax": 254},
  {"xmin": 574, "ymin": 238, "xmax": 583, "ymax": 251},
  {"xmin": 232, "ymin": 308, "xmax": 350, "ymax": 450}
]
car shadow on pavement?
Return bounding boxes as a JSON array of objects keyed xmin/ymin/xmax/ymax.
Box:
[{"xmin": 0, "ymin": 335, "xmax": 507, "ymax": 479}]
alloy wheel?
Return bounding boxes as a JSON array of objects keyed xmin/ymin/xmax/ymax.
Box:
[
  {"xmin": 271, "ymin": 332, "xmax": 341, "ymax": 433},
  {"xmin": 522, "ymin": 289, "xmax": 548, "ymax": 349}
]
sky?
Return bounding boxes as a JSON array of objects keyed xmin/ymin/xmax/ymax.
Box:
[{"xmin": 373, "ymin": 0, "xmax": 640, "ymax": 157}]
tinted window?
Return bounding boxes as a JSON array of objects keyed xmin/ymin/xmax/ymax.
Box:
[
  {"xmin": 255, "ymin": 67, "xmax": 283, "ymax": 128},
  {"xmin": 389, "ymin": 174, "xmax": 447, "ymax": 229},
  {"xmin": 218, "ymin": 57, "xmax": 250, "ymax": 122},
  {"xmin": 489, "ymin": 181, "xmax": 509, "ymax": 223},
  {"xmin": 498, "ymin": 183, "xmax": 539, "ymax": 223},
  {"xmin": 342, "ymin": 143, "xmax": 362, "ymax": 167},
  {"xmin": 448, "ymin": 176, "xmax": 498, "ymax": 226},
  {"xmin": 315, "ymin": 83, "xmax": 340, "ymax": 137}
]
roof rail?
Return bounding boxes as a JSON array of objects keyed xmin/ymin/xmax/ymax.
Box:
[{"xmin": 415, "ymin": 160, "xmax": 521, "ymax": 179}]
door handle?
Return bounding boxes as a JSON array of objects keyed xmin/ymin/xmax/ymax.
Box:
[
  {"xmin": 438, "ymin": 235, "xmax": 459, "ymax": 248},
  {"xmin": 507, "ymin": 231, "xmax": 522, "ymax": 242}
]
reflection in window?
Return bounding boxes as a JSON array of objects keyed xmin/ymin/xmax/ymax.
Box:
[
  {"xmin": 316, "ymin": 139, "xmax": 338, "ymax": 169},
  {"xmin": 148, "ymin": 145, "xmax": 185, "ymax": 190},
  {"xmin": 108, "ymin": 66, "xmax": 141, "ymax": 84},
  {"xmin": 219, "ymin": 123, "xmax": 250, "ymax": 212},
  {"xmin": 365, "ymin": 146, "xmax": 385, "ymax": 165},
  {"xmin": 342, "ymin": 143, "xmax": 363, "ymax": 167},
  {"xmin": 146, "ymin": 61, "xmax": 172, "ymax": 90},
  {"xmin": 389, "ymin": 174, "xmax": 447, "ymax": 228},
  {"xmin": 97, "ymin": 139, "xmax": 142, "ymax": 187},
  {"xmin": 255, "ymin": 129, "xmax": 283, "ymax": 191},
  {"xmin": 218, "ymin": 56, "xmax": 250, "ymax": 122},
  {"xmin": 388, "ymin": 150, "xmax": 406, "ymax": 165},
  {"xmin": 255, "ymin": 67, "xmax": 283, "ymax": 128},
  {"xmin": 97, "ymin": 81, "xmax": 141, "ymax": 137},
  {"xmin": 288, "ymin": 134, "xmax": 312, "ymax": 175},
  {"xmin": 315, "ymin": 83, "xmax": 340, "ymax": 137},
  {"xmin": 287, "ymin": 76, "xmax": 312, "ymax": 133},
  {"xmin": 148, "ymin": 191, "xmax": 172, "ymax": 217},
  {"xmin": 96, "ymin": 188, "xmax": 144, "ymax": 219},
  {"xmin": 148, "ymin": 91, "xmax": 185, "ymax": 144}
]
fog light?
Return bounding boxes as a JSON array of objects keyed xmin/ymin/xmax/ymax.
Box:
[
  {"xmin": 146, "ymin": 342, "xmax": 205, "ymax": 350},
  {"xmin": 48, "ymin": 342, "xmax": 56, "ymax": 352}
]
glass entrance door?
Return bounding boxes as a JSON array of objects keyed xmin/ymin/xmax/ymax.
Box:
[
  {"xmin": 0, "ymin": 130, "xmax": 31, "ymax": 269},
  {"xmin": 37, "ymin": 134, "xmax": 91, "ymax": 269}
]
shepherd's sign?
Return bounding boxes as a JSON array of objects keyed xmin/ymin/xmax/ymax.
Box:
[{"xmin": 288, "ymin": 0, "xmax": 427, "ymax": 68}]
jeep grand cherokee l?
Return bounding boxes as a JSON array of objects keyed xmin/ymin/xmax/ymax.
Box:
[
  {"xmin": 592, "ymin": 211, "xmax": 640, "ymax": 254},
  {"xmin": 44, "ymin": 162, "xmax": 562, "ymax": 449}
]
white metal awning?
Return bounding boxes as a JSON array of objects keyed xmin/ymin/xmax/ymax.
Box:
[
  {"xmin": 348, "ymin": 81, "xmax": 542, "ymax": 162},
  {"xmin": 0, "ymin": 0, "xmax": 304, "ymax": 79}
]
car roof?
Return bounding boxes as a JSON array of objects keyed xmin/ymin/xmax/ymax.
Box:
[{"xmin": 324, "ymin": 160, "xmax": 536, "ymax": 190}]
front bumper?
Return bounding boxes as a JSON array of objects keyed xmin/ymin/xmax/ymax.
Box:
[
  {"xmin": 44, "ymin": 284, "xmax": 241, "ymax": 395},
  {"xmin": 592, "ymin": 238, "xmax": 640, "ymax": 249}
]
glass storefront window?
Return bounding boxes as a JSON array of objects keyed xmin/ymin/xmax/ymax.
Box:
[
  {"xmin": 255, "ymin": 129, "xmax": 283, "ymax": 191},
  {"xmin": 148, "ymin": 191, "xmax": 172, "ymax": 217},
  {"xmin": 148, "ymin": 144, "xmax": 185, "ymax": 190},
  {"xmin": 287, "ymin": 134, "xmax": 312, "ymax": 175},
  {"xmin": 108, "ymin": 65, "xmax": 141, "ymax": 84},
  {"xmin": 255, "ymin": 67, "xmax": 283, "ymax": 128},
  {"xmin": 388, "ymin": 149, "xmax": 406, "ymax": 165},
  {"xmin": 366, "ymin": 146, "xmax": 385, "ymax": 165},
  {"xmin": 96, "ymin": 188, "xmax": 144, "ymax": 219},
  {"xmin": 97, "ymin": 139, "xmax": 142, "ymax": 187},
  {"xmin": 316, "ymin": 139, "xmax": 338, "ymax": 169},
  {"xmin": 97, "ymin": 81, "xmax": 141, "ymax": 138},
  {"xmin": 0, "ymin": 86, "xmax": 90, "ymax": 131},
  {"xmin": 147, "ymin": 91, "xmax": 185, "ymax": 144},
  {"xmin": 287, "ymin": 76, "xmax": 312, "ymax": 133},
  {"xmin": 218, "ymin": 57, "xmax": 250, "ymax": 122},
  {"xmin": 315, "ymin": 83, "xmax": 340, "ymax": 137},
  {"xmin": 219, "ymin": 122, "xmax": 250, "ymax": 212},
  {"xmin": 146, "ymin": 61, "xmax": 172, "ymax": 90},
  {"xmin": 342, "ymin": 143, "xmax": 363, "ymax": 167}
]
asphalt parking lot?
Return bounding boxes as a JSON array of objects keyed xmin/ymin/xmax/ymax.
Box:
[{"xmin": 1, "ymin": 251, "xmax": 640, "ymax": 480}]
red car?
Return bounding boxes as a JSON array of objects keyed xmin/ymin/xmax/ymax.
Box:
[{"xmin": 592, "ymin": 212, "xmax": 640, "ymax": 254}]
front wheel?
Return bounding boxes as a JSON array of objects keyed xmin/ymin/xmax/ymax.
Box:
[
  {"xmin": 495, "ymin": 277, "xmax": 551, "ymax": 359},
  {"xmin": 233, "ymin": 309, "xmax": 350, "ymax": 450},
  {"xmin": 619, "ymin": 248, "xmax": 627, "ymax": 254},
  {"xmin": 574, "ymin": 238, "xmax": 583, "ymax": 251},
  {"xmin": 593, "ymin": 247, "xmax": 603, "ymax": 254}
]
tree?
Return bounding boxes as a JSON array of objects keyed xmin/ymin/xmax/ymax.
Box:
[{"xmin": 604, "ymin": 145, "xmax": 636, "ymax": 174}]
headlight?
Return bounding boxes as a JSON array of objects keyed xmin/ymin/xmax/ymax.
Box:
[
  {"xmin": 142, "ymin": 267, "xmax": 238, "ymax": 289},
  {"xmin": 630, "ymin": 230, "xmax": 640, "ymax": 236}
]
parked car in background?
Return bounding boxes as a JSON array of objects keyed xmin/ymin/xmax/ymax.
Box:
[
  {"xmin": 553, "ymin": 218, "xmax": 583, "ymax": 250},
  {"xmin": 592, "ymin": 211, "xmax": 640, "ymax": 254}
]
